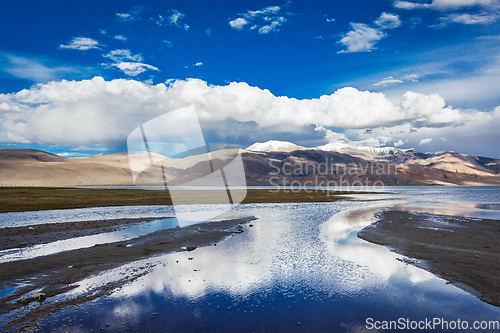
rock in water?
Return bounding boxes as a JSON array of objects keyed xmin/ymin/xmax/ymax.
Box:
[{"xmin": 17, "ymin": 292, "xmax": 46, "ymax": 305}]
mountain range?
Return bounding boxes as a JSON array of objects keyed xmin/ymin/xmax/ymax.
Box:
[{"xmin": 1, "ymin": 140, "xmax": 499, "ymax": 187}]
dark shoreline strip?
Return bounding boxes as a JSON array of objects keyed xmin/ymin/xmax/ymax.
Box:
[
  {"xmin": 0, "ymin": 217, "xmax": 172, "ymax": 250},
  {"xmin": 358, "ymin": 210, "xmax": 500, "ymax": 307},
  {"xmin": 0, "ymin": 187, "xmax": 380, "ymax": 213}
]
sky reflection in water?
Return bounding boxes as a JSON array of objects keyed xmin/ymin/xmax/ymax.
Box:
[
  {"xmin": 2, "ymin": 186, "xmax": 500, "ymax": 332},
  {"xmin": 36, "ymin": 191, "xmax": 500, "ymax": 332}
]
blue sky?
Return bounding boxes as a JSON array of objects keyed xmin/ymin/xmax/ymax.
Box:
[{"xmin": 1, "ymin": 0, "xmax": 500, "ymax": 158}]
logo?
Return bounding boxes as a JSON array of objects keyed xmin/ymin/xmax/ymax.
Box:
[{"xmin": 127, "ymin": 106, "xmax": 247, "ymax": 222}]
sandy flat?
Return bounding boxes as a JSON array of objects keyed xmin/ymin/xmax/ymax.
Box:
[{"xmin": 358, "ymin": 210, "xmax": 500, "ymax": 307}]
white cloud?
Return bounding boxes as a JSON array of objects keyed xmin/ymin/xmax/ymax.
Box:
[
  {"xmin": 168, "ymin": 10, "xmax": 189, "ymax": 30},
  {"xmin": 338, "ymin": 23, "xmax": 385, "ymax": 53},
  {"xmin": 116, "ymin": 6, "xmax": 146, "ymax": 22},
  {"xmin": 102, "ymin": 50, "xmax": 158, "ymax": 76},
  {"xmin": 113, "ymin": 62, "xmax": 159, "ymax": 76},
  {"xmin": 393, "ymin": 0, "xmax": 498, "ymax": 10},
  {"xmin": 373, "ymin": 76, "xmax": 404, "ymax": 86},
  {"xmin": 259, "ymin": 17, "xmax": 285, "ymax": 34},
  {"xmin": 394, "ymin": 139, "xmax": 405, "ymax": 146},
  {"xmin": 162, "ymin": 40, "xmax": 173, "ymax": 47},
  {"xmin": 374, "ymin": 12, "xmax": 402, "ymax": 29},
  {"xmin": 99, "ymin": 29, "xmax": 107, "ymax": 35},
  {"xmin": 419, "ymin": 138, "xmax": 433, "ymax": 145},
  {"xmin": 325, "ymin": 15, "xmax": 335, "ymax": 22},
  {"xmin": 229, "ymin": 18, "xmax": 248, "ymax": 30},
  {"xmin": 156, "ymin": 15, "xmax": 165, "ymax": 26},
  {"xmin": 116, "ymin": 13, "xmax": 131, "ymax": 20},
  {"xmin": 0, "ymin": 103, "xmax": 21, "ymax": 112},
  {"xmin": 0, "ymin": 77, "xmax": 474, "ymax": 148},
  {"xmin": 435, "ymin": 12, "xmax": 499, "ymax": 26},
  {"xmin": 2, "ymin": 76, "xmax": 499, "ymax": 157},
  {"xmin": 229, "ymin": 5, "xmax": 288, "ymax": 34},
  {"xmin": 114, "ymin": 35, "xmax": 128, "ymax": 41},
  {"xmin": 315, "ymin": 125, "xmax": 349, "ymax": 143},
  {"xmin": 194, "ymin": 62, "xmax": 203, "ymax": 67},
  {"xmin": 103, "ymin": 49, "xmax": 143, "ymax": 63},
  {"xmin": 57, "ymin": 152, "xmax": 91, "ymax": 157},
  {"xmin": 206, "ymin": 28, "xmax": 212, "ymax": 36},
  {"xmin": 404, "ymin": 73, "xmax": 421, "ymax": 82},
  {"xmin": 59, "ymin": 37, "xmax": 101, "ymax": 51},
  {"xmin": 394, "ymin": 0, "xmax": 500, "ymax": 27},
  {"xmin": 338, "ymin": 12, "xmax": 401, "ymax": 53},
  {"xmin": 1, "ymin": 53, "xmax": 84, "ymax": 82}
]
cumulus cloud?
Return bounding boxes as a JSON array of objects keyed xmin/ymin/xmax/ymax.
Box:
[
  {"xmin": 374, "ymin": 12, "xmax": 402, "ymax": 29},
  {"xmin": 0, "ymin": 77, "xmax": 477, "ymax": 151},
  {"xmin": 229, "ymin": 18, "xmax": 247, "ymax": 30},
  {"xmin": 338, "ymin": 13, "xmax": 401, "ymax": 53},
  {"xmin": 194, "ymin": 62, "xmax": 203, "ymax": 67},
  {"xmin": 419, "ymin": 138, "xmax": 433, "ymax": 145},
  {"xmin": 341, "ymin": 106, "xmax": 500, "ymax": 157},
  {"xmin": 394, "ymin": 139, "xmax": 405, "ymax": 146},
  {"xmin": 114, "ymin": 35, "xmax": 128, "ymax": 41},
  {"xmin": 229, "ymin": 5, "xmax": 288, "ymax": 34},
  {"xmin": 59, "ymin": 37, "xmax": 101, "ymax": 51},
  {"xmin": 259, "ymin": 17, "xmax": 285, "ymax": 34},
  {"xmin": 0, "ymin": 103, "xmax": 21, "ymax": 112},
  {"xmin": 338, "ymin": 23, "xmax": 385, "ymax": 53}
]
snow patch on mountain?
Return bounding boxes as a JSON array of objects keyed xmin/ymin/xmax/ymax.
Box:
[
  {"xmin": 249, "ymin": 140, "xmax": 402, "ymax": 155},
  {"xmin": 247, "ymin": 140, "xmax": 298, "ymax": 152}
]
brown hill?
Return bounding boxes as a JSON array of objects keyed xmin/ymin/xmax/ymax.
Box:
[{"xmin": 0, "ymin": 148, "xmax": 499, "ymax": 187}]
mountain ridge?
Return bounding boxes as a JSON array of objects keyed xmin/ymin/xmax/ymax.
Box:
[{"xmin": 1, "ymin": 145, "xmax": 499, "ymax": 187}]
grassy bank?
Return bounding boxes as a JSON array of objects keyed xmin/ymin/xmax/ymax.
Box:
[{"xmin": 0, "ymin": 187, "xmax": 368, "ymax": 213}]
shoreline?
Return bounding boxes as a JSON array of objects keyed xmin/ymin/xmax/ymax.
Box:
[
  {"xmin": 0, "ymin": 187, "xmax": 381, "ymax": 213},
  {"xmin": 358, "ymin": 210, "xmax": 500, "ymax": 307},
  {"xmin": 0, "ymin": 216, "xmax": 256, "ymax": 330}
]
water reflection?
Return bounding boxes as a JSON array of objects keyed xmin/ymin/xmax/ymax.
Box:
[
  {"xmin": 54, "ymin": 202, "xmax": 472, "ymax": 303},
  {"xmin": 2, "ymin": 187, "xmax": 500, "ymax": 332},
  {"xmin": 319, "ymin": 206, "xmax": 435, "ymax": 287},
  {"xmin": 395, "ymin": 203, "xmax": 500, "ymax": 219},
  {"xmin": 43, "ymin": 201, "xmax": 500, "ymax": 332},
  {"xmin": 0, "ymin": 218, "xmax": 180, "ymax": 263}
]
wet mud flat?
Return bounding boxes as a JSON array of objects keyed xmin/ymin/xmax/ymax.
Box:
[
  {"xmin": 0, "ymin": 216, "xmax": 256, "ymax": 330},
  {"xmin": 0, "ymin": 217, "xmax": 169, "ymax": 250},
  {"xmin": 358, "ymin": 210, "xmax": 500, "ymax": 307}
]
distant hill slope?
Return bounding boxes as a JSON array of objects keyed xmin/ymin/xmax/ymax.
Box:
[
  {"xmin": 1, "ymin": 145, "xmax": 499, "ymax": 187},
  {"xmin": 0, "ymin": 149, "xmax": 67, "ymax": 163}
]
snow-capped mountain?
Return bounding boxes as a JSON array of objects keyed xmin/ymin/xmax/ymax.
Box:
[
  {"xmin": 247, "ymin": 140, "xmax": 299, "ymax": 152},
  {"xmin": 247, "ymin": 140, "xmax": 402, "ymax": 155}
]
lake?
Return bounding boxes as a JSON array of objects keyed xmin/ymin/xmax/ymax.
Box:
[{"xmin": 1, "ymin": 186, "xmax": 500, "ymax": 332}]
